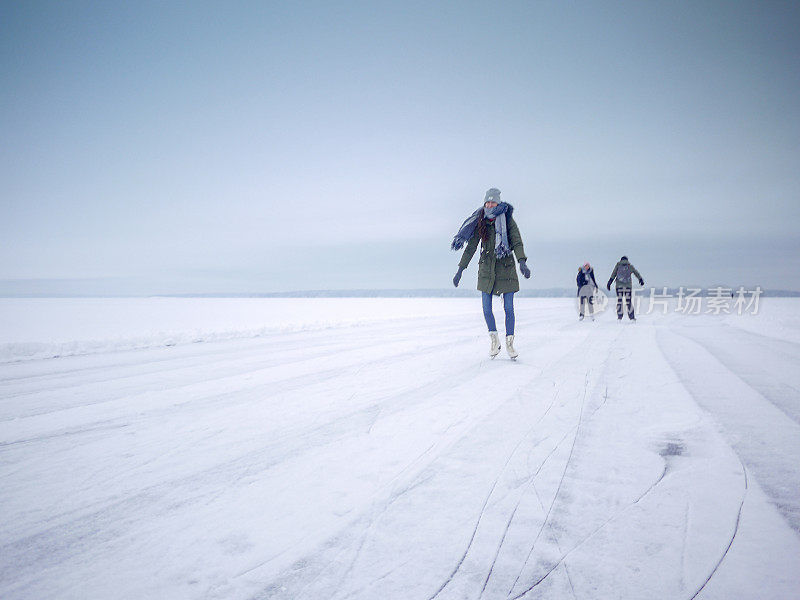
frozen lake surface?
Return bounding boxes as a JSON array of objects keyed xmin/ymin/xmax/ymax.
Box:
[{"xmin": 1, "ymin": 297, "xmax": 799, "ymax": 599}]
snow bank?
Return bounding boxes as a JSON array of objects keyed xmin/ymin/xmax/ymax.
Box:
[
  {"xmin": 2, "ymin": 296, "xmax": 796, "ymax": 363},
  {"xmin": 723, "ymin": 297, "xmax": 800, "ymax": 344},
  {"xmin": 0, "ymin": 297, "xmax": 484, "ymax": 363}
]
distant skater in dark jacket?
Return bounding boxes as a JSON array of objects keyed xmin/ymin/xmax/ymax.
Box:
[
  {"xmin": 577, "ymin": 262, "xmax": 598, "ymax": 321},
  {"xmin": 606, "ymin": 256, "xmax": 644, "ymax": 321}
]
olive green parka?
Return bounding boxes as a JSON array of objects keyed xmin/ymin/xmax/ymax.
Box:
[{"xmin": 458, "ymin": 217, "xmax": 527, "ymax": 295}]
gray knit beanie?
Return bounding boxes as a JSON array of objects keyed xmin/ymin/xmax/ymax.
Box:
[{"xmin": 484, "ymin": 188, "xmax": 501, "ymax": 203}]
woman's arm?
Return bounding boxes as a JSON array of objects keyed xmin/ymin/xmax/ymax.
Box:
[
  {"xmin": 508, "ymin": 217, "xmax": 527, "ymax": 262},
  {"xmin": 458, "ymin": 231, "xmax": 480, "ymax": 270}
]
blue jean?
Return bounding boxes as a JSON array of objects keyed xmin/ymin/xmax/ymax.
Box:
[
  {"xmin": 482, "ymin": 292, "xmax": 515, "ymax": 335},
  {"xmin": 616, "ymin": 287, "xmax": 635, "ymax": 319}
]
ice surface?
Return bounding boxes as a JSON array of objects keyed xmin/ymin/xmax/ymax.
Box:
[{"xmin": 1, "ymin": 298, "xmax": 798, "ymax": 599}]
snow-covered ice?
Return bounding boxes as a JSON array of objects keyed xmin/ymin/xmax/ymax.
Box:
[{"xmin": 1, "ymin": 297, "xmax": 799, "ymax": 599}]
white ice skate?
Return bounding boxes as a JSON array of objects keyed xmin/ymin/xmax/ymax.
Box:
[
  {"xmin": 489, "ymin": 331, "xmax": 501, "ymax": 358},
  {"xmin": 505, "ymin": 335, "xmax": 519, "ymax": 360}
]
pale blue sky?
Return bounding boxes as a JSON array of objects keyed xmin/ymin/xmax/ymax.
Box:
[{"xmin": 2, "ymin": 1, "xmax": 799, "ymax": 293}]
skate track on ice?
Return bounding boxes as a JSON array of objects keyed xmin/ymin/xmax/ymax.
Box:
[{"xmin": 1, "ymin": 299, "xmax": 799, "ymax": 599}]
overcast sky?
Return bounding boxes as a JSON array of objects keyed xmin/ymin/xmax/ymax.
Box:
[{"xmin": 2, "ymin": 1, "xmax": 799, "ymax": 294}]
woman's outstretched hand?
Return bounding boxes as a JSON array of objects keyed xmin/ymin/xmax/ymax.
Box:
[
  {"xmin": 519, "ymin": 259, "xmax": 531, "ymax": 279},
  {"xmin": 453, "ymin": 267, "xmax": 464, "ymax": 287}
]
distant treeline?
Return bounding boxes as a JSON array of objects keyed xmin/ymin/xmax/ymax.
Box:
[
  {"xmin": 3, "ymin": 288, "xmax": 799, "ymax": 299},
  {"xmin": 161, "ymin": 288, "xmax": 800, "ymax": 298}
]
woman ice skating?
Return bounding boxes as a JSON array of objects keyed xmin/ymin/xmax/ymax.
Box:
[
  {"xmin": 606, "ymin": 255, "xmax": 645, "ymax": 321},
  {"xmin": 451, "ymin": 188, "xmax": 531, "ymax": 359},
  {"xmin": 577, "ymin": 262, "xmax": 598, "ymax": 321}
]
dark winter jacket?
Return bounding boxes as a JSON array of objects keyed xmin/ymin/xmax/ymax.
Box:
[
  {"xmin": 607, "ymin": 258, "xmax": 643, "ymax": 289},
  {"xmin": 576, "ymin": 268, "xmax": 598, "ymax": 296},
  {"xmin": 458, "ymin": 216, "xmax": 527, "ymax": 295}
]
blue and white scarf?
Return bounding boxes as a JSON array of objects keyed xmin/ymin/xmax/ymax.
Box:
[{"xmin": 451, "ymin": 203, "xmax": 513, "ymax": 258}]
